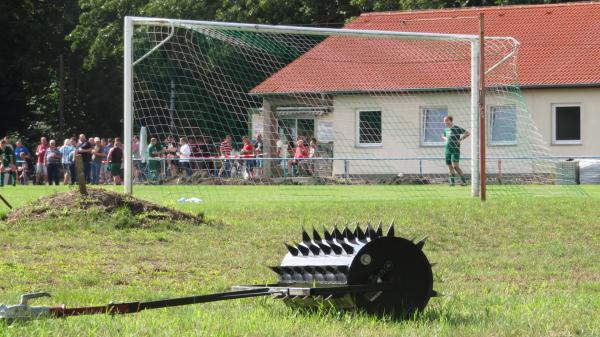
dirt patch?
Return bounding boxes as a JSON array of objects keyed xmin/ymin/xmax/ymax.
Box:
[{"xmin": 6, "ymin": 188, "xmax": 203, "ymax": 227}]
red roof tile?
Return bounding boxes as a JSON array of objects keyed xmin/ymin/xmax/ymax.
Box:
[{"xmin": 252, "ymin": 2, "xmax": 600, "ymax": 94}]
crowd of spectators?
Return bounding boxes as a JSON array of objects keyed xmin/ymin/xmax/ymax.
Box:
[
  {"xmin": 0, "ymin": 134, "xmax": 124, "ymax": 186},
  {"xmin": 0, "ymin": 132, "xmax": 320, "ymax": 186}
]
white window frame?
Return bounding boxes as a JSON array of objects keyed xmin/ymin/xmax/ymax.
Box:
[
  {"xmin": 552, "ymin": 103, "xmax": 582, "ymax": 145},
  {"xmin": 488, "ymin": 104, "xmax": 517, "ymax": 146},
  {"xmin": 355, "ymin": 109, "xmax": 383, "ymax": 147},
  {"xmin": 420, "ymin": 106, "xmax": 448, "ymax": 147}
]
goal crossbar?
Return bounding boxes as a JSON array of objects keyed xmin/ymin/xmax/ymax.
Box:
[{"xmin": 126, "ymin": 16, "xmax": 486, "ymax": 41}]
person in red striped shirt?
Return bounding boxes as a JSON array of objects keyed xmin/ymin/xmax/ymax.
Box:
[{"xmin": 218, "ymin": 135, "xmax": 232, "ymax": 177}]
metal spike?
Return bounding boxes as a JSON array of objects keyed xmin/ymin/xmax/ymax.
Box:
[
  {"xmin": 386, "ymin": 220, "xmax": 395, "ymax": 237},
  {"xmin": 375, "ymin": 221, "xmax": 383, "ymax": 237},
  {"xmin": 343, "ymin": 224, "xmax": 355, "ymax": 241},
  {"xmin": 333, "ymin": 225, "xmax": 344, "ymax": 240},
  {"xmin": 269, "ymin": 266, "xmax": 282, "ymax": 275},
  {"xmin": 326, "ymin": 240, "xmax": 343, "ymax": 255},
  {"xmin": 353, "ymin": 221, "xmax": 360, "ymax": 237},
  {"xmin": 340, "ymin": 241, "xmax": 354, "ymax": 254},
  {"xmin": 302, "ymin": 227, "xmax": 311, "ymax": 242},
  {"xmin": 323, "ymin": 226, "xmax": 333, "ymax": 241},
  {"xmin": 306, "ymin": 266, "xmax": 324, "ymax": 282},
  {"xmin": 322, "ymin": 268, "xmax": 337, "ymax": 282},
  {"xmin": 366, "ymin": 222, "xmax": 375, "ymax": 240},
  {"xmin": 430, "ymin": 290, "xmax": 441, "ymax": 297},
  {"xmin": 416, "ymin": 237, "xmax": 427, "ymax": 250},
  {"xmin": 355, "ymin": 224, "xmax": 366, "ymax": 241},
  {"xmin": 292, "ymin": 266, "xmax": 305, "ymax": 281},
  {"xmin": 312, "ymin": 227, "xmax": 322, "ymax": 242},
  {"xmin": 308, "ymin": 242, "xmax": 321, "ymax": 255},
  {"xmin": 316, "ymin": 241, "xmax": 332, "ymax": 255},
  {"xmin": 430, "ymin": 262, "xmax": 437, "ymax": 268},
  {"xmin": 314, "ymin": 266, "xmax": 328, "ymax": 275},
  {"xmin": 284, "ymin": 243, "xmax": 299, "ymax": 256},
  {"xmin": 297, "ymin": 243, "xmax": 310, "ymax": 256}
]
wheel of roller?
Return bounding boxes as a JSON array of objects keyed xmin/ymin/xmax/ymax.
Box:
[{"xmin": 346, "ymin": 236, "xmax": 434, "ymax": 317}]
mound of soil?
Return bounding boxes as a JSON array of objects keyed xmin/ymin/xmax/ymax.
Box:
[{"xmin": 6, "ymin": 188, "xmax": 203, "ymax": 226}]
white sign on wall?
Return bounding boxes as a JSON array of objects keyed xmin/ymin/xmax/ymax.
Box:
[
  {"xmin": 251, "ymin": 114, "xmax": 264, "ymax": 137},
  {"xmin": 317, "ymin": 121, "xmax": 334, "ymax": 142}
]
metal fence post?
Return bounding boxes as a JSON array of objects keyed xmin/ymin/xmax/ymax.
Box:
[{"xmin": 344, "ymin": 160, "xmax": 349, "ymax": 179}]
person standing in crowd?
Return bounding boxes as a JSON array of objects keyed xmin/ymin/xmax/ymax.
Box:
[
  {"xmin": 14, "ymin": 139, "xmax": 30, "ymax": 185},
  {"xmin": 132, "ymin": 135, "xmax": 141, "ymax": 182},
  {"xmin": 0, "ymin": 139, "xmax": 17, "ymax": 187},
  {"xmin": 218, "ymin": 135, "xmax": 232, "ymax": 177},
  {"xmin": 240, "ymin": 136, "xmax": 255, "ymax": 178},
  {"xmin": 35, "ymin": 137, "xmax": 48, "ymax": 184},
  {"xmin": 203, "ymin": 137, "xmax": 217, "ymax": 176},
  {"xmin": 147, "ymin": 137, "xmax": 164, "ymax": 182},
  {"xmin": 60, "ymin": 139, "xmax": 75, "ymax": 185},
  {"xmin": 292, "ymin": 138, "xmax": 309, "ymax": 176},
  {"xmin": 45, "ymin": 140, "xmax": 62, "ymax": 185},
  {"xmin": 91, "ymin": 137, "xmax": 105, "ymax": 185},
  {"xmin": 164, "ymin": 135, "xmax": 178, "ymax": 178},
  {"xmin": 107, "ymin": 137, "xmax": 124, "ymax": 185},
  {"xmin": 179, "ymin": 136, "xmax": 192, "ymax": 177},
  {"xmin": 308, "ymin": 138, "xmax": 318, "ymax": 176},
  {"xmin": 77, "ymin": 134, "xmax": 93, "ymax": 183},
  {"xmin": 254, "ymin": 134, "xmax": 263, "ymax": 177},
  {"xmin": 100, "ymin": 138, "xmax": 110, "ymax": 184},
  {"xmin": 189, "ymin": 137, "xmax": 200, "ymax": 172},
  {"xmin": 67, "ymin": 137, "xmax": 77, "ymax": 184}
]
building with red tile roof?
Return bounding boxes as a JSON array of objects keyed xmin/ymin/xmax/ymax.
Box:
[{"xmin": 250, "ymin": 2, "xmax": 600, "ymax": 177}]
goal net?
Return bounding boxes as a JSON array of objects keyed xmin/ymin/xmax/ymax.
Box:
[{"xmin": 124, "ymin": 16, "xmax": 580, "ymax": 200}]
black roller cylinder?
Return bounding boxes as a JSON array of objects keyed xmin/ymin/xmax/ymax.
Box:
[{"xmin": 270, "ymin": 222, "xmax": 438, "ymax": 317}]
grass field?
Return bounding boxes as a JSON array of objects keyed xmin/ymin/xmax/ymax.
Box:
[{"xmin": 0, "ymin": 185, "xmax": 599, "ymax": 336}]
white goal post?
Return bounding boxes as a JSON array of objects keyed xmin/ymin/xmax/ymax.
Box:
[{"xmin": 123, "ymin": 16, "xmax": 524, "ymax": 198}]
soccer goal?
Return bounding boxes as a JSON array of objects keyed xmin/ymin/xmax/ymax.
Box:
[{"xmin": 123, "ymin": 16, "xmax": 568, "ymax": 199}]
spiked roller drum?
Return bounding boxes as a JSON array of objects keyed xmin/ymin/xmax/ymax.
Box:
[{"xmin": 269, "ymin": 221, "xmax": 438, "ymax": 317}]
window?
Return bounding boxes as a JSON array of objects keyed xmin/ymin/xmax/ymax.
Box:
[
  {"xmin": 277, "ymin": 118, "xmax": 315, "ymax": 142},
  {"xmin": 552, "ymin": 104, "xmax": 581, "ymax": 145},
  {"xmin": 421, "ymin": 107, "xmax": 448, "ymax": 146},
  {"xmin": 489, "ymin": 105, "xmax": 517, "ymax": 145},
  {"xmin": 357, "ymin": 110, "xmax": 382, "ymax": 146}
]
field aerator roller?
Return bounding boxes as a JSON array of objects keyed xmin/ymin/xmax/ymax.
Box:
[{"xmin": 0, "ymin": 222, "xmax": 437, "ymax": 323}]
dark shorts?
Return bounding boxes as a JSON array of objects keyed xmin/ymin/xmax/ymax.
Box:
[
  {"xmin": 108, "ymin": 162, "xmax": 122, "ymax": 176},
  {"xmin": 445, "ymin": 151, "xmax": 460, "ymax": 165}
]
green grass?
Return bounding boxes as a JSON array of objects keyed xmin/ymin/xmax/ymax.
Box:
[{"xmin": 0, "ymin": 185, "xmax": 599, "ymax": 336}]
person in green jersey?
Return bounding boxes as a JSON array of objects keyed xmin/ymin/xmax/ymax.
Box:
[
  {"xmin": 442, "ymin": 115, "xmax": 470, "ymax": 186},
  {"xmin": 147, "ymin": 137, "xmax": 164, "ymax": 182},
  {"xmin": 0, "ymin": 139, "xmax": 17, "ymax": 187}
]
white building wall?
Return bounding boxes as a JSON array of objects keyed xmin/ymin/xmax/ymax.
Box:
[
  {"xmin": 523, "ymin": 87, "xmax": 600, "ymax": 157},
  {"xmin": 326, "ymin": 89, "xmax": 593, "ymax": 176}
]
